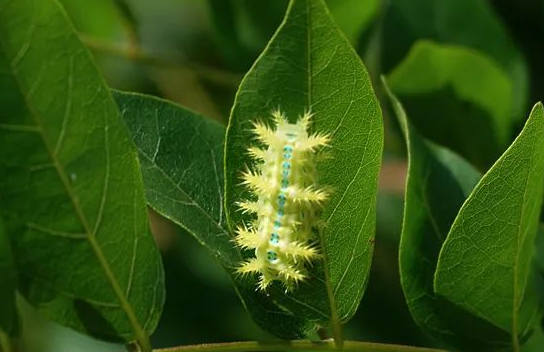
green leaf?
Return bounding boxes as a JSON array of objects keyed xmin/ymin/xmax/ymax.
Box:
[
  {"xmin": 225, "ymin": 0, "xmax": 383, "ymax": 336},
  {"xmin": 388, "ymin": 40, "xmax": 513, "ymax": 169},
  {"xmin": 114, "ymin": 91, "xmax": 234, "ymax": 266},
  {"xmin": 326, "ymin": 0, "xmax": 380, "ymax": 45},
  {"xmin": 434, "ymin": 103, "xmax": 544, "ymax": 346},
  {"xmin": 114, "ymin": 91, "xmax": 313, "ymax": 339},
  {"xmin": 0, "ymin": 217, "xmax": 17, "ymax": 336},
  {"xmin": 384, "ymin": 78, "xmax": 513, "ymax": 350},
  {"xmin": 0, "ymin": 0, "xmax": 164, "ymax": 347},
  {"xmin": 382, "ymin": 0, "xmax": 528, "ymax": 120}
]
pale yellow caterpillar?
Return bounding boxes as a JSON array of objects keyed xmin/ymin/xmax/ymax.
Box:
[{"xmin": 235, "ymin": 110, "xmax": 330, "ymax": 291}]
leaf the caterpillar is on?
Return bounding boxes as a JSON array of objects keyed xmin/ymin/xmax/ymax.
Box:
[{"xmin": 235, "ymin": 110, "xmax": 330, "ymax": 291}]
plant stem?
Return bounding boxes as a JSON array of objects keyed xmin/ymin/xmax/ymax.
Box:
[
  {"xmin": 154, "ymin": 340, "xmax": 449, "ymax": 352},
  {"xmin": 79, "ymin": 35, "xmax": 242, "ymax": 87}
]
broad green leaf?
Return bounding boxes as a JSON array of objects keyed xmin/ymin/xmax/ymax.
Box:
[
  {"xmin": 114, "ymin": 91, "xmax": 312, "ymax": 338},
  {"xmin": 388, "ymin": 40, "xmax": 513, "ymax": 169},
  {"xmin": 114, "ymin": 92, "xmax": 234, "ymax": 266},
  {"xmin": 326, "ymin": 0, "xmax": 379, "ymax": 45},
  {"xmin": 225, "ymin": 0, "xmax": 383, "ymax": 334},
  {"xmin": 0, "ymin": 217, "xmax": 17, "ymax": 336},
  {"xmin": 382, "ymin": 0, "xmax": 528, "ymax": 120},
  {"xmin": 384, "ymin": 78, "xmax": 513, "ymax": 350},
  {"xmin": 434, "ymin": 103, "xmax": 544, "ymax": 346},
  {"xmin": 0, "ymin": 0, "xmax": 164, "ymax": 346}
]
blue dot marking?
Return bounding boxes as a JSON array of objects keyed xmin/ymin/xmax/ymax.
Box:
[
  {"xmin": 270, "ymin": 233, "xmax": 280, "ymax": 244},
  {"xmin": 267, "ymin": 250, "xmax": 278, "ymax": 262},
  {"xmin": 274, "ymin": 220, "xmax": 281, "ymax": 228}
]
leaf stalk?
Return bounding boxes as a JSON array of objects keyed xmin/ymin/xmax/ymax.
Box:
[{"xmin": 153, "ymin": 340, "xmax": 448, "ymax": 352}]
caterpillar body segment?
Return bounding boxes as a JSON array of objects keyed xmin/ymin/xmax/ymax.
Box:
[{"xmin": 235, "ymin": 110, "xmax": 330, "ymax": 292}]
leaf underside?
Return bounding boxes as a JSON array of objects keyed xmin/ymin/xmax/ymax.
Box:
[
  {"xmin": 225, "ymin": 0, "xmax": 383, "ymax": 334},
  {"xmin": 0, "ymin": 0, "xmax": 164, "ymax": 343},
  {"xmin": 385, "ymin": 79, "xmax": 514, "ymax": 351},
  {"xmin": 434, "ymin": 103, "xmax": 544, "ymax": 344}
]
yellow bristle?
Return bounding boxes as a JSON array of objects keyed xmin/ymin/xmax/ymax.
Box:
[
  {"xmin": 247, "ymin": 147, "xmax": 266, "ymax": 160},
  {"xmin": 279, "ymin": 266, "xmax": 306, "ymax": 283},
  {"xmin": 299, "ymin": 132, "xmax": 330, "ymax": 151},
  {"xmin": 234, "ymin": 225, "xmax": 262, "ymax": 250},
  {"xmin": 283, "ymin": 241, "xmax": 320, "ymax": 261},
  {"xmin": 291, "ymin": 186, "xmax": 328, "ymax": 204},
  {"xmin": 257, "ymin": 275, "xmax": 274, "ymax": 291},
  {"xmin": 236, "ymin": 201, "xmax": 259, "ymax": 214},
  {"xmin": 298, "ymin": 111, "xmax": 313, "ymax": 130},
  {"xmin": 251, "ymin": 121, "xmax": 276, "ymax": 145},
  {"xmin": 237, "ymin": 258, "xmax": 263, "ymax": 276},
  {"xmin": 240, "ymin": 169, "xmax": 273, "ymax": 196},
  {"xmin": 271, "ymin": 109, "xmax": 287, "ymax": 125}
]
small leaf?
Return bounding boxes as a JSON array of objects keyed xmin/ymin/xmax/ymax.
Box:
[
  {"xmin": 388, "ymin": 40, "xmax": 513, "ymax": 169},
  {"xmin": 384, "ymin": 78, "xmax": 512, "ymax": 350},
  {"xmin": 225, "ymin": 0, "xmax": 383, "ymax": 335},
  {"xmin": 114, "ymin": 91, "xmax": 234, "ymax": 266},
  {"xmin": 434, "ymin": 103, "xmax": 544, "ymax": 346},
  {"xmin": 382, "ymin": 0, "xmax": 528, "ymax": 120},
  {"xmin": 115, "ymin": 91, "xmax": 312, "ymax": 338},
  {"xmin": 0, "ymin": 0, "xmax": 164, "ymax": 346},
  {"xmin": 0, "ymin": 217, "xmax": 17, "ymax": 336},
  {"xmin": 326, "ymin": 0, "xmax": 380, "ymax": 45}
]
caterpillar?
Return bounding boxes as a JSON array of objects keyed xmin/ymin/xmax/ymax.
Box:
[{"xmin": 235, "ymin": 109, "xmax": 330, "ymax": 292}]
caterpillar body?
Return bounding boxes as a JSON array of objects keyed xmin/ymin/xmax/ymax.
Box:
[{"xmin": 235, "ymin": 110, "xmax": 330, "ymax": 291}]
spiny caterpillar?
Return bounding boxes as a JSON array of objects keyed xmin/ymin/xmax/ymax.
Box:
[{"xmin": 235, "ymin": 109, "xmax": 330, "ymax": 292}]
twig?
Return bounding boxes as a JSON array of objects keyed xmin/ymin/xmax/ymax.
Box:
[
  {"xmin": 153, "ymin": 340, "xmax": 449, "ymax": 352},
  {"xmin": 80, "ymin": 35, "xmax": 242, "ymax": 87}
]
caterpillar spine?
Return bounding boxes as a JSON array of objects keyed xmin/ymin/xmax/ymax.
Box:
[{"xmin": 235, "ymin": 110, "xmax": 330, "ymax": 291}]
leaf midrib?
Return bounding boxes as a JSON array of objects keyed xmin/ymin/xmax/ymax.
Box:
[{"xmin": 304, "ymin": 0, "xmax": 342, "ymax": 338}]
